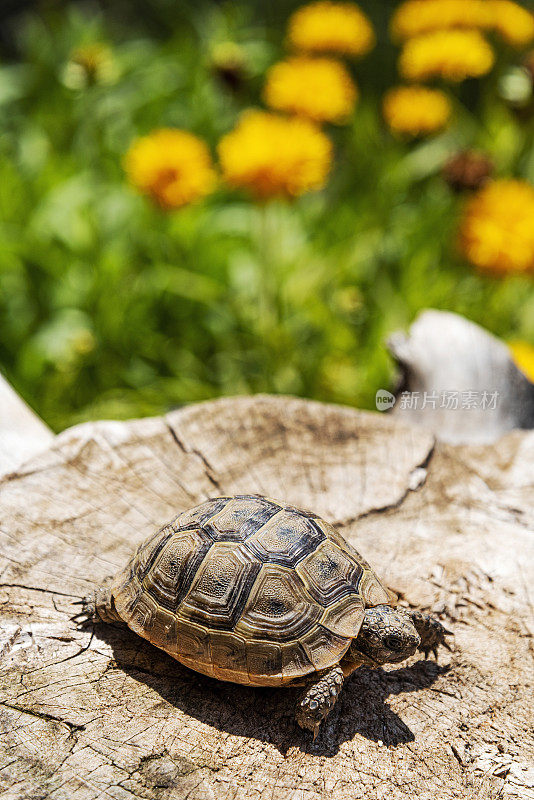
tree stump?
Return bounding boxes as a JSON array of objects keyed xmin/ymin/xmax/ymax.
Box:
[{"xmin": 1, "ymin": 395, "xmax": 533, "ymax": 800}]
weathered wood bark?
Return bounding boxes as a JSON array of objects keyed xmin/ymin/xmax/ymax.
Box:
[{"xmin": 1, "ymin": 395, "xmax": 533, "ymax": 800}]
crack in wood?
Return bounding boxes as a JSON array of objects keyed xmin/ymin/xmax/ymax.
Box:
[
  {"xmin": 334, "ymin": 441, "xmax": 436, "ymax": 527},
  {"xmin": 0, "ymin": 396, "xmax": 532, "ymax": 800},
  {"xmin": 0, "ymin": 701, "xmax": 85, "ymax": 732},
  {"xmin": 0, "ymin": 583, "xmax": 82, "ymax": 599}
]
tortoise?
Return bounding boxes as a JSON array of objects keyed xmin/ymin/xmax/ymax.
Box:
[{"xmin": 81, "ymin": 494, "xmax": 451, "ymax": 735}]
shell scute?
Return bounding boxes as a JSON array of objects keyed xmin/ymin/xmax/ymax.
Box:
[
  {"xmin": 175, "ymin": 619, "xmax": 214, "ymax": 677},
  {"xmin": 179, "ymin": 541, "xmax": 261, "ymax": 630},
  {"xmin": 173, "ymin": 497, "xmax": 231, "ymax": 529},
  {"xmin": 145, "ymin": 527, "xmax": 212, "ymax": 610},
  {"xmin": 204, "ymin": 496, "xmax": 281, "ymax": 541},
  {"xmin": 235, "ymin": 565, "xmax": 321, "ymax": 643},
  {"xmin": 124, "ymin": 588, "xmax": 159, "ymax": 638},
  {"xmin": 324, "ymin": 523, "xmax": 373, "ymax": 569},
  {"xmin": 322, "ymin": 523, "xmax": 392, "ymax": 607},
  {"xmin": 246, "ymin": 639, "xmax": 283, "ymax": 685},
  {"xmin": 296, "ymin": 539, "xmax": 363, "ymax": 606},
  {"xmin": 209, "ymin": 630, "xmax": 248, "ymax": 682},
  {"xmin": 147, "ymin": 606, "xmax": 178, "ymax": 655},
  {"xmin": 320, "ymin": 592, "xmax": 365, "ymax": 639},
  {"xmin": 359, "ymin": 567, "xmax": 393, "ymax": 607},
  {"xmin": 299, "ymin": 624, "xmax": 351, "ymax": 672},
  {"xmin": 244, "ymin": 510, "xmax": 325, "ymax": 567},
  {"xmin": 133, "ymin": 523, "xmax": 174, "ymax": 578},
  {"xmin": 280, "ymin": 641, "xmax": 315, "ymax": 680}
]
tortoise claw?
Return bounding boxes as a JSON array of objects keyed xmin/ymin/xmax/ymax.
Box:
[
  {"xmin": 70, "ymin": 596, "xmax": 95, "ymax": 626},
  {"xmin": 409, "ymin": 611, "xmax": 453, "ymax": 660}
]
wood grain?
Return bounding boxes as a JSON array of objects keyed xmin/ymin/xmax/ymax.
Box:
[{"xmin": 1, "ymin": 395, "xmax": 533, "ymax": 800}]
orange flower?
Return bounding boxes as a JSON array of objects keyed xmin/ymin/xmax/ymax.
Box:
[
  {"xmin": 217, "ymin": 111, "xmax": 332, "ymax": 199},
  {"xmin": 287, "ymin": 1, "xmax": 375, "ymax": 57},
  {"xmin": 399, "ymin": 29, "xmax": 494, "ymax": 82},
  {"xmin": 459, "ymin": 180, "xmax": 534, "ymax": 274},
  {"xmin": 391, "ymin": 0, "xmax": 488, "ymax": 41},
  {"xmin": 383, "ymin": 86, "xmax": 452, "ymax": 136},
  {"xmin": 487, "ymin": 1, "xmax": 534, "ymax": 48},
  {"xmin": 264, "ymin": 57, "xmax": 357, "ymax": 123},
  {"xmin": 391, "ymin": 0, "xmax": 534, "ymax": 49},
  {"xmin": 124, "ymin": 129, "xmax": 216, "ymax": 209}
]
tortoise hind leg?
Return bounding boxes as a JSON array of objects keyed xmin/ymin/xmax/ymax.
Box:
[
  {"xmin": 295, "ymin": 665, "xmax": 344, "ymax": 738},
  {"xmin": 79, "ymin": 586, "xmax": 123, "ymax": 624}
]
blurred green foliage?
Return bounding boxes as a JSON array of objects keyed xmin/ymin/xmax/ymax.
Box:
[{"xmin": 1, "ymin": 0, "xmax": 534, "ymax": 431}]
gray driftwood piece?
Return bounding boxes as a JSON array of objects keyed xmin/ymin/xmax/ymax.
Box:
[
  {"xmin": 1, "ymin": 395, "xmax": 533, "ymax": 800},
  {"xmin": 388, "ymin": 310, "xmax": 534, "ymax": 444},
  {"xmin": 0, "ymin": 372, "xmax": 54, "ymax": 477}
]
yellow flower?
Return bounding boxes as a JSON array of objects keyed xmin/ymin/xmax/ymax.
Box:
[
  {"xmin": 263, "ymin": 57, "xmax": 357, "ymax": 123},
  {"xmin": 509, "ymin": 341, "xmax": 534, "ymax": 381},
  {"xmin": 217, "ymin": 111, "xmax": 332, "ymax": 199},
  {"xmin": 383, "ymin": 86, "xmax": 452, "ymax": 136},
  {"xmin": 459, "ymin": 179, "xmax": 534, "ymax": 275},
  {"xmin": 486, "ymin": 1, "xmax": 534, "ymax": 48},
  {"xmin": 124, "ymin": 129, "xmax": 216, "ymax": 210},
  {"xmin": 287, "ymin": 1, "xmax": 375, "ymax": 57},
  {"xmin": 391, "ymin": 0, "xmax": 488, "ymax": 41},
  {"xmin": 399, "ymin": 29, "xmax": 494, "ymax": 82},
  {"xmin": 391, "ymin": 0, "xmax": 534, "ymax": 49}
]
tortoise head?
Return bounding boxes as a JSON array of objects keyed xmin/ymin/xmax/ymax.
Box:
[{"xmin": 349, "ymin": 605, "xmax": 420, "ymax": 666}]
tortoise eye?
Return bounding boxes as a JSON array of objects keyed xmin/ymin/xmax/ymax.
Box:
[{"xmin": 383, "ymin": 634, "xmax": 403, "ymax": 651}]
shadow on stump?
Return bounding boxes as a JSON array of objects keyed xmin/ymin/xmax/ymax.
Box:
[{"xmin": 93, "ymin": 620, "xmax": 449, "ymax": 756}]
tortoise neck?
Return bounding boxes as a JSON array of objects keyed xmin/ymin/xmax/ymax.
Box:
[{"xmin": 340, "ymin": 652, "xmax": 373, "ymax": 675}]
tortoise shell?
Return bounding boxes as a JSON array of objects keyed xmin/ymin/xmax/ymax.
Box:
[{"xmin": 111, "ymin": 495, "xmax": 392, "ymax": 686}]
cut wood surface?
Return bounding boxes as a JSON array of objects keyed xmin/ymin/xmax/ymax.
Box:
[{"xmin": 0, "ymin": 394, "xmax": 533, "ymax": 800}]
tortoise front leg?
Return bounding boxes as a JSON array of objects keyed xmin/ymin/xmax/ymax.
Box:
[
  {"xmin": 405, "ymin": 610, "xmax": 453, "ymax": 659},
  {"xmin": 295, "ymin": 665, "xmax": 344, "ymax": 738}
]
